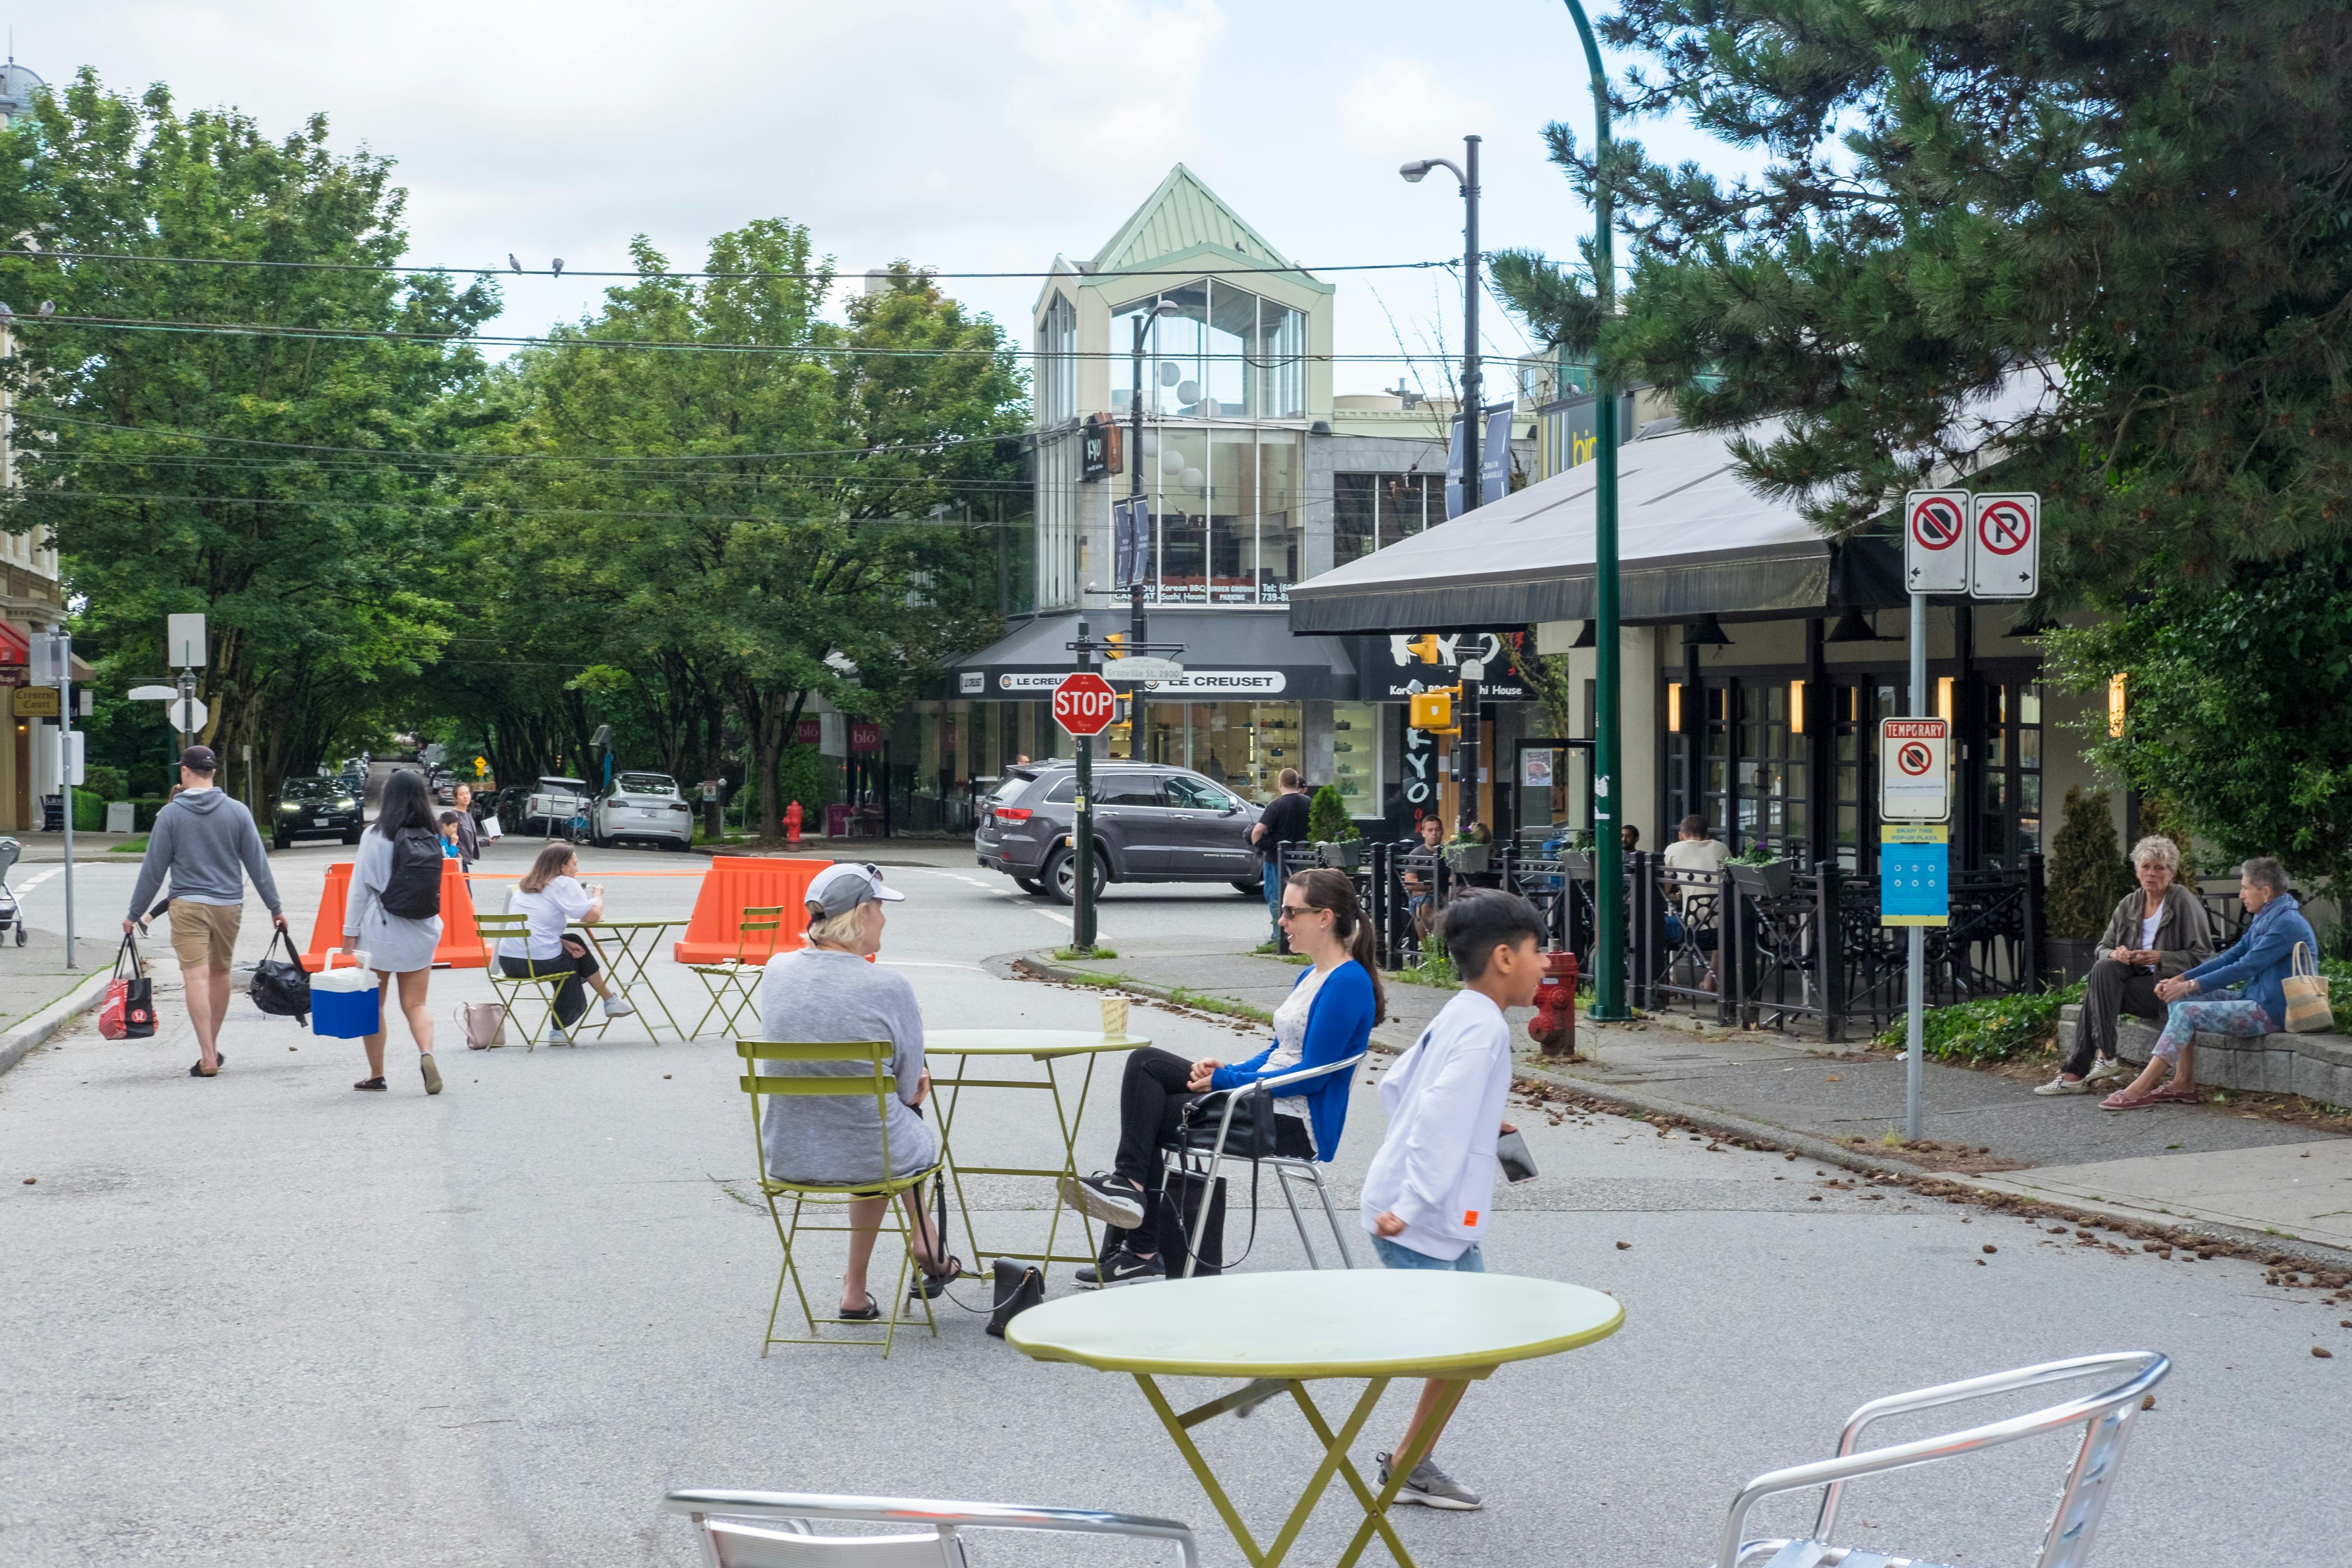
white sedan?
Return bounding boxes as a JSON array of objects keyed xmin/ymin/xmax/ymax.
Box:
[{"xmin": 590, "ymin": 772, "xmax": 695, "ymax": 849}]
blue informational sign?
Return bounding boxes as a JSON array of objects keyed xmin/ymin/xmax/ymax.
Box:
[{"xmin": 1880, "ymin": 824, "xmax": 1949, "ymax": 927}]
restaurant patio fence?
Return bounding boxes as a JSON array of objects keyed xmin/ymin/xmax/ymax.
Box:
[{"xmin": 1281, "ymin": 841, "xmax": 2057, "ymax": 1041}]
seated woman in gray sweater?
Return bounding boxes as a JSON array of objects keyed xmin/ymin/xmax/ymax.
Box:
[{"xmin": 756, "ymin": 863, "xmax": 963, "ymax": 1320}]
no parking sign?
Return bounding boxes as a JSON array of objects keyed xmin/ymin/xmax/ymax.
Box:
[
  {"xmin": 1970, "ymin": 492, "xmax": 2040, "ymax": 599},
  {"xmin": 1879, "ymin": 716, "xmax": 1948, "ymax": 822}
]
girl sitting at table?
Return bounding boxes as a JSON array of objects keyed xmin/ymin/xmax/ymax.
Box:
[
  {"xmin": 758, "ymin": 862, "xmax": 964, "ymax": 1319},
  {"xmin": 496, "ymin": 842, "xmax": 636, "ymax": 1046},
  {"xmin": 1060, "ymin": 867, "xmax": 1380, "ymax": 1285}
]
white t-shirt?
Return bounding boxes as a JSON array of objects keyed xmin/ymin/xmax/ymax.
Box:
[
  {"xmin": 2138, "ymin": 909, "xmax": 2162, "ymax": 950},
  {"xmin": 1265, "ymin": 964, "xmax": 1333, "ymax": 1121},
  {"xmin": 1662, "ymin": 836, "xmax": 1732, "ymax": 878},
  {"xmin": 500, "ymin": 876, "xmax": 594, "ymax": 961}
]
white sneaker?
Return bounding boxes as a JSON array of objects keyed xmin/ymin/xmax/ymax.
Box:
[
  {"xmin": 2034, "ymin": 1074, "xmax": 2092, "ymax": 1096},
  {"xmin": 545, "ymin": 1027, "xmax": 568, "ymax": 1048},
  {"xmin": 2085, "ymin": 1056, "xmax": 2126, "ymax": 1085},
  {"xmin": 603, "ymin": 995, "xmax": 636, "ymax": 1017}
]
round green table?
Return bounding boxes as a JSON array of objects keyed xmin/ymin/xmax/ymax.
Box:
[
  {"xmin": 1009, "ymin": 1270, "xmax": 1624, "ymax": 1568},
  {"xmin": 924, "ymin": 1029, "xmax": 1148, "ymax": 1280}
]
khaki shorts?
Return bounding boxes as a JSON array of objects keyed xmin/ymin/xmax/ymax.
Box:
[{"xmin": 168, "ymin": 900, "xmax": 243, "ymax": 969}]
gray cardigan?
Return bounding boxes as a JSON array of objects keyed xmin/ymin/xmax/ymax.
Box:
[{"xmin": 2093, "ymin": 882, "xmax": 2215, "ymax": 977}]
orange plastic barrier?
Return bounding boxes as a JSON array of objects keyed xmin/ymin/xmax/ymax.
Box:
[
  {"xmin": 302, "ymin": 858, "xmax": 485, "ymax": 972},
  {"xmin": 674, "ymin": 855, "xmax": 832, "ymax": 964}
]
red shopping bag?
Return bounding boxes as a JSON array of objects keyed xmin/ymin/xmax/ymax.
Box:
[{"xmin": 98, "ymin": 933, "xmax": 157, "ymax": 1040}]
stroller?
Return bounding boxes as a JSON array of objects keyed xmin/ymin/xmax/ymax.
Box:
[{"xmin": 0, "ymin": 838, "xmax": 23, "ymax": 946}]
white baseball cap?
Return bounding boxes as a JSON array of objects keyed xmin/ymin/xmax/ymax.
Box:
[{"xmin": 806, "ymin": 861, "xmax": 906, "ymax": 918}]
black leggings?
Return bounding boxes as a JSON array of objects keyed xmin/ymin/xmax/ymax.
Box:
[
  {"xmin": 1113, "ymin": 1046, "xmax": 1315, "ymax": 1189},
  {"xmin": 500, "ymin": 940, "xmax": 601, "ymax": 1028}
]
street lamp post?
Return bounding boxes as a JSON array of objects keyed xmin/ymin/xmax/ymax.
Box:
[
  {"xmin": 1403, "ymin": 134, "xmax": 1485, "ymax": 833},
  {"xmin": 1560, "ymin": 0, "xmax": 1628, "ymax": 1020},
  {"xmin": 1129, "ymin": 299, "xmax": 1180, "ymax": 762}
]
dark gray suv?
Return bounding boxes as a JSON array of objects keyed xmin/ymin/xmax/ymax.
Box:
[{"xmin": 975, "ymin": 761, "xmax": 1264, "ymax": 903}]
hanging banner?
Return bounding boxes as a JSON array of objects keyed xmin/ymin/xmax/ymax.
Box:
[
  {"xmin": 1481, "ymin": 402, "xmax": 1514, "ymax": 505},
  {"xmin": 1444, "ymin": 413, "xmax": 1466, "ymax": 520}
]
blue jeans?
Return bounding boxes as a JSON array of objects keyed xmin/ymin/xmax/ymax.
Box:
[
  {"xmin": 1372, "ymin": 1235, "xmax": 1486, "ymax": 1272},
  {"xmin": 1263, "ymin": 860, "xmax": 1285, "ymax": 925}
]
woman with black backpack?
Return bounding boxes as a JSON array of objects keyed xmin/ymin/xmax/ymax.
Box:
[{"xmin": 344, "ymin": 768, "xmax": 448, "ymax": 1095}]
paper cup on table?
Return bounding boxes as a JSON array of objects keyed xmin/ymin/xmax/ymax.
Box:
[{"xmin": 1100, "ymin": 997, "xmax": 1128, "ymax": 1039}]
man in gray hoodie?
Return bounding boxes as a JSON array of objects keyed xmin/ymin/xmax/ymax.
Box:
[{"xmin": 124, "ymin": 746, "xmax": 288, "ymax": 1078}]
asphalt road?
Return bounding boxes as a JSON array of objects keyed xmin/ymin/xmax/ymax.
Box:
[{"xmin": 1, "ymin": 829, "xmax": 2345, "ymax": 1565}]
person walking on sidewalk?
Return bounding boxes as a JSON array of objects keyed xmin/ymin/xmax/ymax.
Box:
[
  {"xmin": 2036, "ymin": 835, "xmax": 2214, "ymax": 1095},
  {"xmin": 1359, "ymin": 889, "xmax": 1546, "ymax": 1513},
  {"xmin": 344, "ymin": 769, "xmax": 448, "ymax": 1095},
  {"xmin": 1249, "ymin": 769, "xmax": 1311, "ymax": 938},
  {"xmin": 123, "ymin": 746, "xmax": 287, "ymax": 1079},
  {"xmin": 450, "ymin": 782, "xmax": 482, "ymax": 868}
]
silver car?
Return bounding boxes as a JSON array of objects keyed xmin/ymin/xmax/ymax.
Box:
[
  {"xmin": 974, "ymin": 760, "xmax": 1264, "ymax": 904},
  {"xmin": 591, "ymin": 772, "xmax": 694, "ymax": 849}
]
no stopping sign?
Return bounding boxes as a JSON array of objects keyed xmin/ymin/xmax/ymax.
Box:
[{"xmin": 1880, "ymin": 717, "xmax": 1949, "ymax": 821}]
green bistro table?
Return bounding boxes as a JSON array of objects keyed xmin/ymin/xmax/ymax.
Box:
[
  {"xmin": 1008, "ymin": 1270, "xmax": 1624, "ymax": 1568},
  {"xmin": 570, "ymin": 919, "xmax": 691, "ymax": 1042},
  {"xmin": 924, "ymin": 1029, "xmax": 1146, "ymax": 1280}
]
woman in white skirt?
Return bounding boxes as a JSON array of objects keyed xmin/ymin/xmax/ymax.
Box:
[{"xmin": 344, "ymin": 768, "xmax": 446, "ymax": 1094}]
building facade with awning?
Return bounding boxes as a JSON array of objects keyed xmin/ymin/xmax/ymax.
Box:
[{"xmin": 1285, "ymin": 409, "xmax": 2107, "ymax": 876}]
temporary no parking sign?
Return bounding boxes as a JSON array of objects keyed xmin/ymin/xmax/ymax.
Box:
[
  {"xmin": 1904, "ymin": 489, "xmax": 1970, "ymax": 593},
  {"xmin": 1969, "ymin": 492, "xmax": 2040, "ymax": 600},
  {"xmin": 1879, "ymin": 716, "xmax": 1948, "ymax": 822}
]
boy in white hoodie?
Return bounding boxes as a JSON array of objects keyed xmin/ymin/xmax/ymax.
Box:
[{"xmin": 1360, "ymin": 889, "xmax": 1546, "ymax": 1512}]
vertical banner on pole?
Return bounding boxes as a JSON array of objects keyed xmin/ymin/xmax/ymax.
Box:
[
  {"xmin": 1480, "ymin": 402, "xmax": 1515, "ymax": 505},
  {"xmin": 1443, "ymin": 414, "xmax": 1466, "ymax": 520}
]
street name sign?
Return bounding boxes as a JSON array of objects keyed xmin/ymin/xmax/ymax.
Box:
[
  {"xmin": 1969, "ymin": 492, "xmax": 2039, "ymax": 600},
  {"xmin": 1100, "ymin": 657, "xmax": 1185, "ymax": 684},
  {"xmin": 1903, "ymin": 489, "xmax": 1970, "ymax": 593},
  {"xmin": 1879, "ymin": 716, "xmax": 1949, "ymax": 821},
  {"xmin": 1052, "ymin": 671, "xmax": 1118, "ymax": 736},
  {"xmin": 1880, "ymin": 823, "xmax": 1950, "ymax": 926}
]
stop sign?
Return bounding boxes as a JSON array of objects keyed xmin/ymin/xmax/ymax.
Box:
[{"xmin": 1053, "ymin": 671, "xmax": 1119, "ymax": 736}]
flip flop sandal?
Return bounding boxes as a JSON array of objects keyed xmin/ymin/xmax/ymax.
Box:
[
  {"xmin": 354, "ymin": 1077, "xmax": 388, "ymax": 1092},
  {"xmin": 188, "ymin": 1054, "xmax": 223, "ymax": 1078},
  {"xmin": 909, "ymin": 1256, "xmax": 966, "ymax": 1299},
  {"xmin": 837, "ymin": 1296, "xmax": 882, "ymax": 1322}
]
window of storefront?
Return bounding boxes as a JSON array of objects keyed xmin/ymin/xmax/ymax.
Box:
[
  {"xmin": 1330, "ymin": 700, "xmax": 1380, "ymax": 820},
  {"xmin": 1111, "ymin": 281, "xmax": 1307, "ymax": 421},
  {"xmin": 1737, "ymin": 684, "xmax": 1806, "ymax": 854},
  {"xmin": 1135, "ymin": 426, "xmax": 1304, "ymax": 605},
  {"xmin": 1978, "ymin": 681, "xmax": 2044, "ymax": 870}
]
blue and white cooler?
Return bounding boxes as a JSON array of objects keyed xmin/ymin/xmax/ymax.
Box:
[{"xmin": 311, "ymin": 949, "xmax": 381, "ymax": 1038}]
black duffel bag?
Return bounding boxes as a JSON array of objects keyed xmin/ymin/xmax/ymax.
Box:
[{"xmin": 248, "ymin": 926, "xmax": 312, "ymax": 1022}]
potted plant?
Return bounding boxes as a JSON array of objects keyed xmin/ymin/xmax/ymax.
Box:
[
  {"xmin": 1727, "ymin": 842, "xmax": 1796, "ymax": 899},
  {"xmin": 1443, "ymin": 826, "xmax": 1493, "ymax": 874},
  {"xmin": 1557, "ymin": 827, "xmax": 1594, "ymax": 879},
  {"xmin": 2045, "ymin": 785, "xmax": 2132, "ymax": 983},
  {"xmin": 1306, "ymin": 784, "xmax": 1363, "ymax": 869}
]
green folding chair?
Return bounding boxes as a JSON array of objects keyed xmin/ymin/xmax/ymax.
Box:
[
  {"xmin": 737, "ymin": 1039, "xmax": 943, "ymax": 1358},
  {"xmin": 477, "ymin": 911, "xmax": 610, "ymax": 1050},
  {"xmin": 691, "ymin": 906, "xmax": 784, "ymax": 1039}
]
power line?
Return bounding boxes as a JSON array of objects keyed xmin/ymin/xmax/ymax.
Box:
[
  {"xmin": 9, "ymin": 311, "xmax": 1465, "ymax": 362},
  {"xmin": 0, "ymin": 247, "xmax": 1449, "ymax": 282}
]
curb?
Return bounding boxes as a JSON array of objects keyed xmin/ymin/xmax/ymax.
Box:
[
  {"xmin": 1014, "ymin": 952, "xmax": 2352, "ymax": 1274},
  {"xmin": 1517, "ymin": 1049, "xmax": 2352, "ymax": 1274},
  {"xmin": 0, "ymin": 968, "xmax": 116, "ymax": 1079}
]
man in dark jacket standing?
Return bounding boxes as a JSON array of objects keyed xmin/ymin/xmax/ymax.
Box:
[
  {"xmin": 124, "ymin": 747, "xmax": 287, "ymax": 1078},
  {"xmin": 1249, "ymin": 768, "xmax": 1312, "ymax": 940}
]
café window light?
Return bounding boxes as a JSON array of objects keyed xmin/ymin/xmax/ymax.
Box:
[
  {"xmin": 1789, "ymin": 679, "xmax": 1806, "ymax": 736},
  {"xmin": 2108, "ymin": 673, "xmax": 2127, "ymax": 738},
  {"xmin": 1667, "ymin": 682, "xmax": 1683, "ymax": 734},
  {"xmin": 1936, "ymin": 676, "xmax": 1954, "ymax": 723}
]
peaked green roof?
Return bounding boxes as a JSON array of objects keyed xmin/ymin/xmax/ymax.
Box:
[{"xmin": 1089, "ymin": 164, "xmax": 1307, "ymax": 278}]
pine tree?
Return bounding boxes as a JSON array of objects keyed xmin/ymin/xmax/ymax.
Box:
[
  {"xmin": 1306, "ymin": 784, "xmax": 1357, "ymax": 845},
  {"xmin": 2047, "ymin": 787, "xmax": 2133, "ymax": 941}
]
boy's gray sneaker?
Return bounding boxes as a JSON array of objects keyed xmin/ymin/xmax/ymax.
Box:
[{"xmin": 1378, "ymin": 1452, "xmax": 1482, "ymax": 1511}]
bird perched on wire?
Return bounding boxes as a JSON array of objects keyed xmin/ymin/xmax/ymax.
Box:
[
  {"xmin": 551, "ymin": 258, "xmax": 564, "ymax": 278},
  {"xmin": 508, "ymin": 253, "xmax": 522, "ymax": 274}
]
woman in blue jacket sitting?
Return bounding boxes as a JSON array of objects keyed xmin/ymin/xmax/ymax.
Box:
[
  {"xmin": 2103, "ymin": 856, "xmax": 2313, "ymax": 1110},
  {"xmin": 1061, "ymin": 867, "xmax": 1382, "ymax": 1283}
]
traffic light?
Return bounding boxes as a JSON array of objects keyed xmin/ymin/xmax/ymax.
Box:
[
  {"xmin": 1405, "ymin": 634, "xmax": 1443, "ymax": 665},
  {"xmin": 1102, "ymin": 632, "xmax": 1127, "ymax": 658},
  {"xmin": 1409, "ymin": 687, "xmax": 1457, "ymax": 733}
]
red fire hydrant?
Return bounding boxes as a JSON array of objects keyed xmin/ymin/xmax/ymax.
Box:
[
  {"xmin": 1527, "ymin": 949, "xmax": 1579, "ymax": 1058},
  {"xmin": 784, "ymin": 799, "xmax": 803, "ymax": 845}
]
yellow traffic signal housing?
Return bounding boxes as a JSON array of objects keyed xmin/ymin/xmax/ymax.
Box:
[
  {"xmin": 1409, "ymin": 687, "xmax": 1456, "ymax": 733},
  {"xmin": 1405, "ymin": 634, "xmax": 1443, "ymax": 665},
  {"xmin": 1102, "ymin": 632, "xmax": 1127, "ymax": 658}
]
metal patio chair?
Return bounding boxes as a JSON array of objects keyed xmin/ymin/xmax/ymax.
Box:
[
  {"xmin": 1708, "ymin": 1350, "xmax": 2170, "ymax": 1568},
  {"xmin": 1163, "ymin": 1052, "xmax": 1367, "ymax": 1278},
  {"xmin": 691, "ymin": 906, "xmax": 785, "ymax": 1039},
  {"xmin": 474, "ymin": 912, "xmax": 607, "ymax": 1049},
  {"xmin": 663, "ymin": 1489, "xmax": 1199, "ymax": 1567},
  {"xmin": 736, "ymin": 1039, "xmax": 943, "ymax": 1357}
]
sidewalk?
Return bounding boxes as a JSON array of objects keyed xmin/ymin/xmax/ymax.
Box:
[
  {"xmin": 1024, "ymin": 938, "xmax": 2352, "ymax": 1268},
  {"xmin": 8, "ymin": 830, "xmax": 146, "ymax": 863},
  {"xmin": 0, "ymin": 924, "xmax": 116, "ymax": 1075}
]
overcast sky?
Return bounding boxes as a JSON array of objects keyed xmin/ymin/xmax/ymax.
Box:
[{"xmin": 22, "ymin": 1, "xmax": 1757, "ymax": 398}]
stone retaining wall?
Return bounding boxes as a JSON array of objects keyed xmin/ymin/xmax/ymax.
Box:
[{"xmin": 2058, "ymin": 1004, "xmax": 2352, "ymax": 1106}]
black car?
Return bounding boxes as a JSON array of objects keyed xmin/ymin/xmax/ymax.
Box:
[
  {"xmin": 271, "ymin": 775, "xmax": 364, "ymax": 850},
  {"xmin": 974, "ymin": 760, "xmax": 1264, "ymax": 904}
]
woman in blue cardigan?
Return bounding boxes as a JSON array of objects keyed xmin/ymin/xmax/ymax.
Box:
[
  {"xmin": 2103, "ymin": 857, "xmax": 2314, "ymax": 1109},
  {"xmin": 1061, "ymin": 867, "xmax": 1382, "ymax": 1283}
]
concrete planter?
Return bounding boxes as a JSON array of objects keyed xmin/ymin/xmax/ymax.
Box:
[
  {"xmin": 2045, "ymin": 938, "xmax": 2101, "ymax": 986},
  {"xmin": 1315, "ymin": 841, "xmax": 1362, "ymax": 870}
]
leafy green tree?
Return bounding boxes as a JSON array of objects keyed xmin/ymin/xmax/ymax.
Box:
[
  {"xmin": 1501, "ymin": 0, "xmax": 2352, "ymax": 595},
  {"xmin": 0, "ymin": 71, "xmax": 496, "ymax": 802},
  {"xmin": 2046, "ymin": 544, "xmax": 2352, "ymax": 894},
  {"xmin": 1306, "ymin": 784, "xmax": 1356, "ymax": 845},
  {"xmin": 2045, "ymin": 786, "xmax": 2132, "ymax": 941}
]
